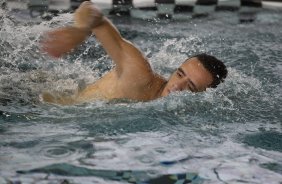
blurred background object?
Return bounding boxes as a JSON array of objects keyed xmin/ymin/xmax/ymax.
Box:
[{"xmin": 5, "ymin": 0, "xmax": 282, "ymax": 21}]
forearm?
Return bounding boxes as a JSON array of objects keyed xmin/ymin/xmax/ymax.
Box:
[
  {"xmin": 74, "ymin": 2, "xmax": 128, "ymax": 64},
  {"xmin": 91, "ymin": 17, "xmax": 125, "ymax": 62},
  {"xmin": 74, "ymin": 2, "xmax": 147, "ymax": 75}
]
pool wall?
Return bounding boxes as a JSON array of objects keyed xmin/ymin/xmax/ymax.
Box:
[{"xmin": 5, "ymin": 0, "xmax": 282, "ymax": 20}]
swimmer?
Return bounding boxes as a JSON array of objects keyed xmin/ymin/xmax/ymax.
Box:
[{"xmin": 41, "ymin": 2, "xmax": 227, "ymax": 105}]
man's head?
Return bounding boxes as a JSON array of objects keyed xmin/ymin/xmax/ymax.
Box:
[{"xmin": 161, "ymin": 53, "xmax": 227, "ymax": 96}]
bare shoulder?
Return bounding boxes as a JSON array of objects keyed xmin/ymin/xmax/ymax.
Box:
[{"xmin": 119, "ymin": 39, "xmax": 153, "ymax": 76}]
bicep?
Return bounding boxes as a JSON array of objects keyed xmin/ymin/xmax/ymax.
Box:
[{"xmin": 92, "ymin": 18, "xmax": 151, "ymax": 76}]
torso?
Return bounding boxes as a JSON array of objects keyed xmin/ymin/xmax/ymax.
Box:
[{"xmin": 76, "ymin": 68, "xmax": 166, "ymax": 102}]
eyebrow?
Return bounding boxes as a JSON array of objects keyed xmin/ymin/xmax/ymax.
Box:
[{"xmin": 178, "ymin": 68, "xmax": 198, "ymax": 92}]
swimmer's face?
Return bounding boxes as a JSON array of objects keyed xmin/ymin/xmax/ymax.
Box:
[{"xmin": 161, "ymin": 57, "xmax": 213, "ymax": 96}]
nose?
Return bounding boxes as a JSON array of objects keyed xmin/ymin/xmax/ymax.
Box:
[{"xmin": 172, "ymin": 79, "xmax": 188, "ymax": 92}]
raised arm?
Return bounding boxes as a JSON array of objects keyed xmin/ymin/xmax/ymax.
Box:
[
  {"xmin": 41, "ymin": 2, "xmax": 152, "ymax": 76},
  {"xmin": 74, "ymin": 2, "xmax": 152, "ymax": 76}
]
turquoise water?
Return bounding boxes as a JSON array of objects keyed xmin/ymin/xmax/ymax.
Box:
[{"xmin": 0, "ymin": 9, "xmax": 282, "ymax": 184}]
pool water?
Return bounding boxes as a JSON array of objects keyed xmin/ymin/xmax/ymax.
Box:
[{"xmin": 0, "ymin": 9, "xmax": 282, "ymax": 184}]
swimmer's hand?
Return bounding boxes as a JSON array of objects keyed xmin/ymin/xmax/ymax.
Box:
[
  {"xmin": 40, "ymin": 92, "xmax": 78, "ymax": 105},
  {"xmin": 41, "ymin": 26, "xmax": 91, "ymax": 58},
  {"xmin": 40, "ymin": 2, "xmax": 103, "ymax": 58},
  {"xmin": 74, "ymin": 1, "xmax": 104, "ymax": 30}
]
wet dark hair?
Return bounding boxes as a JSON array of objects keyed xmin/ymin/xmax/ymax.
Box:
[{"xmin": 193, "ymin": 53, "xmax": 228, "ymax": 88}]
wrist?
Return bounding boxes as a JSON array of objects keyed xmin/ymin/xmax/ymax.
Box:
[
  {"xmin": 91, "ymin": 14, "xmax": 104, "ymax": 29},
  {"xmin": 74, "ymin": 13, "xmax": 104, "ymax": 31}
]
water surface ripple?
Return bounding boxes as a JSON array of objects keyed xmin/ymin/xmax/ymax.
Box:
[{"xmin": 0, "ymin": 9, "xmax": 282, "ymax": 184}]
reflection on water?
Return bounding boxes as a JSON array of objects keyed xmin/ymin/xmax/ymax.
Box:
[
  {"xmin": 242, "ymin": 131, "xmax": 282, "ymax": 152},
  {"xmin": 18, "ymin": 163, "xmax": 204, "ymax": 184},
  {"xmin": 0, "ymin": 8, "xmax": 282, "ymax": 184}
]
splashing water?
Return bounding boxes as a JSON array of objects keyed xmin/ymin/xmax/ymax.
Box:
[{"xmin": 0, "ymin": 8, "xmax": 282, "ymax": 184}]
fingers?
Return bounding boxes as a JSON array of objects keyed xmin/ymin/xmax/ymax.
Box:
[
  {"xmin": 40, "ymin": 92, "xmax": 56, "ymax": 103},
  {"xmin": 79, "ymin": 1, "xmax": 95, "ymax": 9},
  {"xmin": 74, "ymin": 1, "xmax": 103, "ymax": 29}
]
